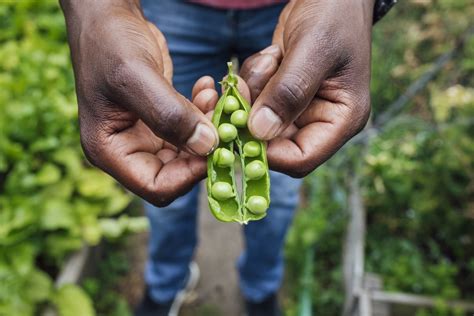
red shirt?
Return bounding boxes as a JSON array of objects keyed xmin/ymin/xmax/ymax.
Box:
[{"xmin": 190, "ymin": 0, "xmax": 287, "ymax": 9}]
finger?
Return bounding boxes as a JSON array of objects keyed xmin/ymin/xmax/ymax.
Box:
[
  {"xmin": 146, "ymin": 22, "xmax": 173, "ymax": 83},
  {"xmin": 205, "ymin": 110, "xmax": 214, "ymax": 120},
  {"xmin": 192, "ymin": 76, "xmax": 215, "ymax": 100},
  {"xmin": 156, "ymin": 148, "xmax": 177, "ymax": 164},
  {"xmin": 294, "ymin": 97, "xmax": 348, "ymax": 128},
  {"xmin": 267, "ymin": 122, "xmax": 347, "ymax": 178},
  {"xmin": 221, "ymin": 74, "xmax": 251, "ymax": 103},
  {"xmin": 272, "ymin": 1, "xmax": 295, "ymax": 52},
  {"xmin": 248, "ymin": 39, "xmax": 335, "ymax": 140},
  {"xmin": 193, "ymin": 88, "xmax": 219, "ymax": 113},
  {"xmin": 240, "ymin": 46, "xmax": 282, "ymax": 102},
  {"xmin": 267, "ymin": 99, "xmax": 369, "ymax": 177},
  {"xmin": 105, "ymin": 61, "xmax": 218, "ymax": 156},
  {"xmin": 112, "ymin": 151, "xmax": 207, "ymax": 206},
  {"xmin": 84, "ymin": 120, "xmax": 206, "ymax": 206}
]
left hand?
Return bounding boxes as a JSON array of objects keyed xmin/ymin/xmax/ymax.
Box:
[{"xmin": 240, "ymin": 0, "xmax": 375, "ymax": 177}]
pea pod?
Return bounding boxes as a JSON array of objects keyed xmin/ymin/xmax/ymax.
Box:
[{"xmin": 207, "ymin": 62, "xmax": 271, "ymax": 224}]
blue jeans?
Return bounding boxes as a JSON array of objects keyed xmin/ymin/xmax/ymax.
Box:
[{"xmin": 141, "ymin": 0, "xmax": 303, "ymax": 303}]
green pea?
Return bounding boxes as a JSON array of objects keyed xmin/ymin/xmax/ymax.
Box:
[
  {"xmin": 230, "ymin": 110, "xmax": 248, "ymax": 127},
  {"xmin": 218, "ymin": 123, "xmax": 238, "ymax": 142},
  {"xmin": 223, "ymin": 95, "xmax": 240, "ymax": 114},
  {"xmin": 243, "ymin": 141, "xmax": 261, "ymax": 157},
  {"xmin": 207, "ymin": 62, "xmax": 270, "ymax": 224},
  {"xmin": 244, "ymin": 160, "xmax": 266, "ymax": 180},
  {"xmin": 211, "ymin": 182, "xmax": 234, "ymax": 201},
  {"xmin": 247, "ymin": 196, "xmax": 268, "ymax": 214},
  {"xmin": 213, "ymin": 148, "xmax": 235, "ymax": 167}
]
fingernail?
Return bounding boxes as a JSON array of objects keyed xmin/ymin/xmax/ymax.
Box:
[
  {"xmin": 187, "ymin": 123, "xmax": 218, "ymax": 156},
  {"xmin": 249, "ymin": 106, "xmax": 282, "ymax": 140},
  {"xmin": 254, "ymin": 54, "xmax": 273, "ymax": 73},
  {"xmin": 260, "ymin": 44, "xmax": 280, "ymax": 55}
]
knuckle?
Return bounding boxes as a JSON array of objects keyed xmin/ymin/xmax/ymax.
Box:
[
  {"xmin": 158, "ymin": 104, "xmax": 193, "ymax": 144},
  {"xmin": 104, "ymin": 59, "xmax": 139, "ymax": 93},
  {"xmin": 273, "ymin": 161, "xmax": 313, "ymax": 178},
  {"xmin": 149, "ymin": 194, "xmax": 173, "ymax": 207},
  {"xmin": 294, "ymin": 161, "xmax": 315, "ymax": 178},
  {"xmin": 240, "ymin": 57, "xmax": 254, "ymax": 80},
  {"xmin": 147, "ymin": 187, "xmax": 181, "ymax": 208},
  {"xmin": 275, "ymin": 81, "xmax": 302, "ymax": 105},
  {"xmin": 287, "ymin": 168, "xmax": 310, "ymax": 178},
  {"xmin": 273, "ymin": 76, "xmax": 309, "ymax": 111}
]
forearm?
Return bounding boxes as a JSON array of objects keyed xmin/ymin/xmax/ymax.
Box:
[{"xmin": 59, "ymin": 0, "xmax": 143, "ymax": 25}]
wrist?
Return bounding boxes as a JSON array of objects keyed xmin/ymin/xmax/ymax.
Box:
[
  {"xmin": 60, "ymin": 0, "xmax": 142, "ymax": 23},
  {"xmin": 356, "ymin": 0, "xmax": 376, "ymax": 25},
  {"xmin": 336, "ymin": 0, "xmax": 374, "ymax": 30}
]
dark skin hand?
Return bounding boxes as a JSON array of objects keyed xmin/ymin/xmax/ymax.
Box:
[
  {"xmin": 60, "ymin": 0, "xmax": 219, "ymax": 206},
  {"xmin": 61, "ymin": 0, "xmax": 374, "ymax": 206},
  {"xmin": 240, "ymin": 0, "xmax": 374, "ymax": 177}
]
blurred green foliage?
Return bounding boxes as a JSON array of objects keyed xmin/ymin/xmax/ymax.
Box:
[
  {"xmin": 0, "ymin": 2, "xmax": 147, "ymax": 315},
  {"xmin": 285, "ymin": 1, "xmax": 474, "ymax": 315},
  {"xmin": 83, "ymin": 241, "xmax": 133, "ymax": 316},
  {"xmin": 284, "ymin": 161, "xmax": 348, "ymax": 316}
]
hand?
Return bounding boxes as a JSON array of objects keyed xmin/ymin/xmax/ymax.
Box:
[
  {"xmin": 60, "ymin": 0, "xmax": 219, "ymax": 206},
  {"xmin": 240, "ymin": 0, "xmax": 374, "ymax": 177}
]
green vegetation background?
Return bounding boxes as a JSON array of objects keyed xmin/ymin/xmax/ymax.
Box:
[{"xmin": 0, "ymin": 2, "xmax": 147, "ymax": 315}]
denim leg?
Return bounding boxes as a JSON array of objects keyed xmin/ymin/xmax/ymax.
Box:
[
  {"xmin": 238, "ymin": 172, "xmax": 303, "ymax": 302},
  {"xmin": 235, "ymin": 3, "xmax": 286, "ymax": 61},
  {"xmin": 141, "ymin": 0, "xmax": 233, "ymax": 303},
  {"xmin": 141, "ymin": 0, "xmax": 232, "ymax": 97},
  {"xmin": 144, "ymin": 187, "xmax": 200, "ymax": 303},
  {"xmin": 233, "ymin": 3, "xmax": 299, "ymax": 302}
]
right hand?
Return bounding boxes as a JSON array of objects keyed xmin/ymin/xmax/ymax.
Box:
[{"xmin": 60, "ymin": 0, "xmax": 219, "ymax": 206}]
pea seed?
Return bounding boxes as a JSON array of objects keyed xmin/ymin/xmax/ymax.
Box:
[
  {"xmin": 243, "ymin": 141, "xmax": 261, "ymax": 157},
  {"xmin": 213, "ymin": 148, "xmax": 235, "ymax": 167},
  {"xmin": 223, "ymin": 95, "xmax": 240, "ymax": 114},
  {"xmin": 218, "ymin": 123, "xmax": 238, "ymax": 142},
  {"xmin": 211, "ymin": 182, "xmax": 234, "ymax": 201},
  {"xmin": 207, "ymin": 62, "xmax": 270, "ymax": 223},
  {"xmin": 245, "ymin": 160, "xmax": 266, "ymax": 180},
  {"xmin": 247, "ymin": 196, "xmax": 268, "ymax": 214},
  {"xmin": 230, "ymin": 110, "xmax": 248, "ymax": 127}
]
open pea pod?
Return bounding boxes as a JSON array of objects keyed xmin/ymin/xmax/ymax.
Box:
[{"xmin": 207, "ymin": 62, "xmax": 271, "ymax": 224}]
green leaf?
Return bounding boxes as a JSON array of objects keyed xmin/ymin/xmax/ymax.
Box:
[
  {"xmin": 103, "ymin": 189, "xmax": 131, "ymax": 216},
  {"xmin": 9, "ymin": 243, "xmax": 36, "ymax": 276},
  {"xmin": 52, "ymin": 147, "xmax": 82, "ymax": 177},
  {"xmin": 35, "ymin": 163, "xmax": 61, "ymax": 185},
  {"xmin": 99, "ymin": 218, "xmax": 124, "ymax": 239},
  {"xmin": 53, "ymin": 284, "xmax": 95, "ymax": 316},
  {"xmin": 23, "ymin": 269, "xmax": 52, "ymax": 303},
  {"xmin": 77, "ymin": 169, "xmax": 117, "ymax": 199},
  {"xmin": 125, "ymin": 216, "xmax": 149, "ymax": 233},
  {"xmin": 40, "ymin": 199, "xmax": 74, "ymax": 230}
]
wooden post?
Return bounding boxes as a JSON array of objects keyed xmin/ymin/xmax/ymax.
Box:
[
  {"xmin": 364, "ymin": 274, "xmax": 390, "ymax": 316},
  {"xmin": 343, "ymin": 174, "xmax": 367, "ymax": 316}
]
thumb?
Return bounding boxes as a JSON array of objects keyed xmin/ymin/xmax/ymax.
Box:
[
  {"xmin": 247, "ymin": 41, "xmax": 333, "ymax": 140},
  {"xmin": 106, "ymin": 60, "xmax": 218, "ymax": 155}
]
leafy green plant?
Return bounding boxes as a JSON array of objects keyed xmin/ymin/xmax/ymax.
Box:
[
  {"xmin": 284, "ymin": 1, "xmax": 474, "ymax": 315},
  {"xmin": 0, "ymin": 2, "xmax": 147, "ymax": 315},
  {"xmin": 363, "ymin": 86, "xmax": 474, "ymax": 301},
  {"xmin": 83, "ymin": 241, "xmax": 133, "ymax": 316}
]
